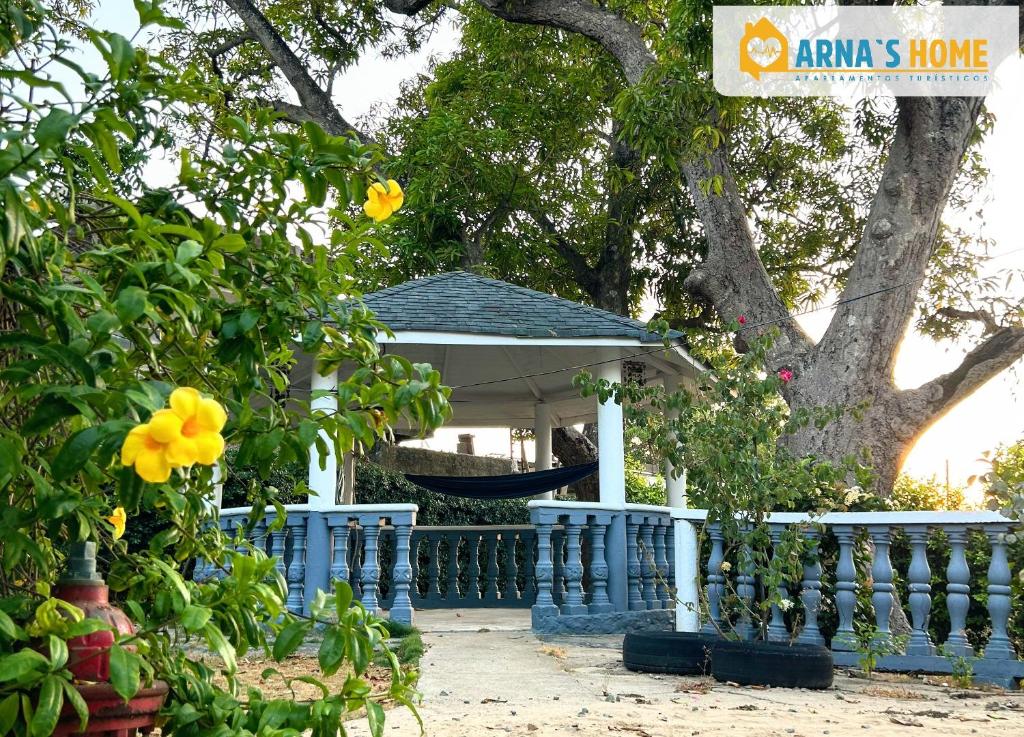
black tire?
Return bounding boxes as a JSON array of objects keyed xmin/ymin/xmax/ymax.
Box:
[
  {"xmin": 710, "ymin": 640, "xmax": 834, "ymax": 689},
  {"xmin": 622, "ymin": 631, "xmax": 718, "ymax": 675}
]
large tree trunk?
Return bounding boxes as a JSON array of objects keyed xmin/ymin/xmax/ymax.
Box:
[{"xmin": 552, "ymin": 426, "xmax": 600, "ymax": 502}]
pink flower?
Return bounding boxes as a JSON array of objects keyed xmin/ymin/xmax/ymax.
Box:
[
  {"xmin": 737, "ymin": 315, "xmax": 747, "ymax": 326},
  {"xmin": 778, "ymin": 369, "xmax": 793, "ymax": 383}
]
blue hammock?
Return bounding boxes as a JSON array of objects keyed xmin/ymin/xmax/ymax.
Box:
[{"xmin": 404, "ymin": 461, "xmax": 599, "ymax": 500}]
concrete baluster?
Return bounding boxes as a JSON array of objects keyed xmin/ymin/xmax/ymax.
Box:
[
  {"xmin": 588, "ymin": 516, "xmax": 613, "ymax": 614},
  {"xmin": 735, "ymin": 533, "xmax": 756, "ymax": 641},
  {"xmin": 831, "ymin": 525, "xmax": 858, "ymax": 651},
  {"xmin": 639, "ymin": 520, "xmax": 658, "ymax": 610},
  {"xmin": 766, "ymin": 525, "xmax": 790, "ymax": 642},
  {"xmin": 330, "ymin": 522, "xmax": 351, "ymax": 587},
  {"xmin": 427, "ymin": 534, "xmax": 443, "ymax": 601},
  {"xmin": 359, "ymin": 519, "xmax": 381, "ymax": 612},
  {"xmin": 466, "ymin": 531, "xmax": 482, "ymax": 602},
  {"xmin": 484, "ymin": 531, "xmax": 500, "ymax": 603},
  {"xmin": 984, "ymin": 527, "xmax": 1016, "ymax": 660},
  {"xmin": 533, "ymin": 521, "xmax": 557, "ymax": 613},
  {"xmin": 868, "ymin": 526, "xmax": 897, "ymax": 649},
  {"xmin": 390, "ymin": 517, "xmax": 415, "ymax": 625},
  {"xmin": 503, "ymin": 533, "xmax": 520, "ymax": 601},
  {"xmin": 701, "ymin": 522, "xmax": 726, "ymax": 636},
  {"xmin": 285, "ymin": 515, "xmax": 307, "ymax": 614},
  {"xmin": 562, "ymin": 519, "xmax": 587, "ymax": 615},
  {"xmin": 445, "ymin": 532, "xmax": 460, "ymax": 602},
  {"xmin": 944, "ymin": 526, "xmax": 975, "ymax": 657},
  {"xmin": 626, "ymin": 517, "xmax": 645, "ymax": 611},
  {"xmin": 796, "ymin": 529, "xmax": 825, "ymax": 646},
  {"xmin": 552, "ymin": 528, "xmax": 566, "ymax": 606},
  {"xmin": 905, "ymin": 526, "xmax": 936, "ymax": 656},
  {"xmin": 653, "ymin": 523, "xmax": 670, "ymax": 609}
]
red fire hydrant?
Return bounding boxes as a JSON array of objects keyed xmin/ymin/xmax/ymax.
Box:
[{"xmin": 52, "ymin": 542, "xmax": 168, "ymax": 737}]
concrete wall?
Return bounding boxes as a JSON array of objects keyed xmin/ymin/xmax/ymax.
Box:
[{"xmin": 373, "ymin": 444, "xmax": 513, "ymax": 477}]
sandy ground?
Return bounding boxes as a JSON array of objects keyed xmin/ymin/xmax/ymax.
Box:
[{"xmin": 345, "ymin": 610, "xmax": 1024, "ymax": 737}]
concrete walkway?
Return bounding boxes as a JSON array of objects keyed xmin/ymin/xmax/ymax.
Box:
[{"xmin": 350, "ymin": 610, "xmax": 1024, "ymax": 737}]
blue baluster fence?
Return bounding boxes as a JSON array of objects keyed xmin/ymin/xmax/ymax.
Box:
[
  {"xmin": 197, "ymin": 500, "xmax": 1024, "ymax": 687},
  {"xmin": 670, "ymin": 508, "xmax": 1024, "ymax": 689}
]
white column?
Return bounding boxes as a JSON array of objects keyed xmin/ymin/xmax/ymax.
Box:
[
  {"xmin": 534, "ymin": 402, "xmax": 553, "ymax": 500},
  {"xmin": 596, "ymin": 354, "xmax": 625, "ymax": 507},
  {"xmin": 307, "ymin": 368, "xmax": 339, "ymax": 510},
  {"xmin": 674, "ymin": 514, "xmax": 701, "ymax": 632},
  {"xmin": 663, "ymin": 374, "xmax": 688, "ymax": 508}
]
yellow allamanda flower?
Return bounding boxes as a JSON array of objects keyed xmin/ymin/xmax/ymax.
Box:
[
  {"xmin": 107, "ymin": 507, "xmax": 127, "ymax": 540},
  {"xmin": 362, "ymin": 179, "xmax": 404, "ymax": 223},
  {"xmin": 121, "ymin": 422, "xmax": 174, "ymax": 483},
  {"xmin": 161, "ymin": 387, "xmax": 228, "ymax": 466},
  {"xmin": 121, "ymin": 387, "xmax": 227, "ymax": 483}
]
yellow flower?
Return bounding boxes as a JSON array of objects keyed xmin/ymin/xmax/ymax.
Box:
[
  {"xmin": 107, "ymin": 507, "xmax": 127, "ymax": 540},
  {"xmin": 120, "ymin": 388, "xmax": 227, "ymax": 482},
  {"xmin": 164, "ymin": 387, "xmax": 227, "ymax": 466},
  {"xmin": 120, "ymin": 423, "xmax": 173, "ymax": 483},
  {"xmin": 362, "ymin": 179, "xmax": 404, "ymax": 223}
]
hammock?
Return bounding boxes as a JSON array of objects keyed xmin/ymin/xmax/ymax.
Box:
[{"xmin": 404, "ymin": 461, "xmax": 599, "ymax": 500}]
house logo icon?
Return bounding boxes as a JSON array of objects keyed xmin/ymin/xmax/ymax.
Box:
[{"xmin": 739, "ymin": 17, "xmax": 789, "ymax": 79}]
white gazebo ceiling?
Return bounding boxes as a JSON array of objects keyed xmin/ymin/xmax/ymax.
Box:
[{"xmin": 293, "ymin": 271, "xmax": 703, "ymax": 428}]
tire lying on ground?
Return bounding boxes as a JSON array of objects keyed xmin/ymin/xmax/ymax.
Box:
[
  {"xmin": 710, "ymin": 640, "xmax": 834, "ymax": 689},
  {"xmin": 622, "ymin": 632, "xmax": 718, "ymax": 675}
]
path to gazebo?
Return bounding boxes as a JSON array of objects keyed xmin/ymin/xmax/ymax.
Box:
[{"xmin": 349, "ymin": 613, "xmax": 1024, "ymax": 737}]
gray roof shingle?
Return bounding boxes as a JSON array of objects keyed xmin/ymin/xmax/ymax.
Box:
[{"xmin": 357, "ymin": 271, "xmax": 682, "ymax": 343}]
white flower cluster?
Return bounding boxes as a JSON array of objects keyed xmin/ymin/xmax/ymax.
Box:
[{"xmin": 844, "ymin": 485, "xmax": 865, "ymax": 505}]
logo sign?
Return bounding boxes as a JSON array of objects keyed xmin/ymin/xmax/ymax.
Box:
[{"xmin": 714, "ymin": 5, "xmax": 1018, "ymax": 97}]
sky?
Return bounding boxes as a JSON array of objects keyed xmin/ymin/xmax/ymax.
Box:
[{"xmin": 91, "ymin": 3, "xmax": 1023, "ymax": 497}]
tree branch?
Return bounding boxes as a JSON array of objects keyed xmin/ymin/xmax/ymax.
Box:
[
  {"xmin": 901, "ymin": 325, "xmax": 1024, "ymax": 424},
  {"xmin": 936, "ymin": 306, "xmax": 999, "ymax": 335},
  {"xmin": 386, "ymin": 0, "xmax": 655, "ymax": 84},
  {"xmin": 529, "ymin": 209, "xmax": 602, "ymax": 299},
  {"xmin": 222, "ymin": 0, "xmax": 372, "ymax": 143}
]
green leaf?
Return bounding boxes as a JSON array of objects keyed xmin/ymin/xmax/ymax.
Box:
[
  {"xmin": 35, "ymin": 108, "xmax": 77, "ymax": 149},
  {"xmin": 47, "ymin": 635, "xmax": 68, "ymax": 670},
  {"xmin": 271, "ymin": 619, "xmax": 309, "ymax": 662},
  {"xmin": 51, "ymin": 426, "xmax": 102, "ymax": 482},
  {"xmin": 212, "ymin": 233, "xmax": 246, "ymax": 253},
  {"xmin": 22, "ymin": 396, "xmax": 79, "ymax": 435},
  {"xmin": 0, "ymin": 649, "xmax": 49, "ymax": 682},
  {"xmin": 115, "ymin": 286, "xmax": 148, "ymax": 324},
  {"xmin": 29, "ymin": 676, "xmax": 63, "ymax": 737},
  {"xmin": 0, "ymin": 439, "xmax": 20, "ymax": 489},
  {"xmin": 175, "ymin": 239, "xmax": 203, "ymax": 264},
  {"xmin": 60, "ymin": 679, "xmax": 89, "ymax": 732},
  {"xmin": 0, "ymin": 609, "xmax": 22, "ymax": 640},
  {"xmin": 334, "ymin": 580, "xmax": 353, "ymax": 613},
  {"xmin": 318, "ymin": 627, "xmax": 346, "ymax": 676},
  {"xmin": 366, "ymin": 701, "xmax": 385, "ymax": 737},
  {"xmin": 180, "ymin": 605, "xmax": 211, "ymax": 633},
  {"xmin": 108, "ymin": 644, "xmax": 140, "ymax": 702},
  {"xmin": 91, "ymin": 123, "xmax": 122, "ymax": 174},
  {"xmin": 203, "ymin": 623, "xmax": 236, "ymax": 674},
  {"xmin": 0, "ymin": 694, "xmax": 19, "ymax": 735}
]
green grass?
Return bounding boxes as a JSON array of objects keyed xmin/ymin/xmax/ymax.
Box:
[{"xmin": 374, "ymin": 622, "xmax": 425, "ymax": 668}]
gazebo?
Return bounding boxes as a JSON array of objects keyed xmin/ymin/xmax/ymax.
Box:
[
  {"xmin": 205, "ymin": 272, "xmax": 704, "ymax": 631},
  {"xmin": 294, "ymin": 271, "xmax": 702, "ymax": 510}
]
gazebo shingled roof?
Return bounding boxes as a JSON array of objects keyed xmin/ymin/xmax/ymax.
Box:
[{"xmin": 359, "ymin": 271, "xmax": 684, "ymax": 343}]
